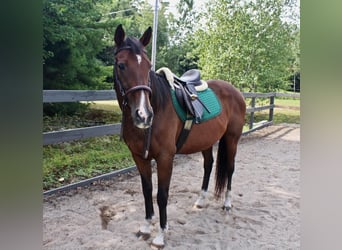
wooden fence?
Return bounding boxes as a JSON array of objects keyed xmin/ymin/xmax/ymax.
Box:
[{"xmin": 43, "ymin": 90, "xmax": 299, "ymax": 145}]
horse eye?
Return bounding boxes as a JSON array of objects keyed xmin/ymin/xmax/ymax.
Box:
[{"xmin": 118, "ymin": 63, "xmax": 125, "ymax": 70}]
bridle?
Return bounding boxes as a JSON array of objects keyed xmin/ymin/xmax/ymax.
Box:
[
  {"xmin": 114, "ymin": 46, "xmax": 152, "ymax": 107},
  {"xmin": 114, "ymin": 46, "xmax": 153, "ymax": 159}
]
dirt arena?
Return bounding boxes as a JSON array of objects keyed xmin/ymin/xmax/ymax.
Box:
[{"xmin": 43, "ymin": 124, "xmax": 300, "ymax": 249}]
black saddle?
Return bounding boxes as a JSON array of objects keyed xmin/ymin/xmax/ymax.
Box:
[
  {"xmin": 175, "ymin": 69, "xmax": 202, "ymax": 86},
  {"xmin": 173, "ymin": 69, "xmax": 209, "ymax": 124}
]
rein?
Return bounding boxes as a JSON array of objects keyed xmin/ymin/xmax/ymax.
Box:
[{"xmin": 114, "ymin": 46, "xmax": 153, "ymax": 159}]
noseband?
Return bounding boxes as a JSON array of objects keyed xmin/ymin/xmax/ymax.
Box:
[{"xmin": 114, "ymin": 46, "xmax": 152, "ymax": 106}]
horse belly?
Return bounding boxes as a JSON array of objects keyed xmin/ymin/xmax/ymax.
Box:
[{"xmin": 177, "ymin": 118, "xmax": 226, "ymax": 154}]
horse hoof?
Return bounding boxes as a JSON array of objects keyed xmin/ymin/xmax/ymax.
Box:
[
  {"xmin": 151, "ymin": 238, "xmax": 165, "ymax": 249},
  {"xmin": 194, "ymin": 198, "xmax": 206, "ymax": 209},
  {"xmin": 222, "ymin": 205, "xmax": 232, "ymax": 212},
  {"xmin": 151, "ymin": 229, "xmax": 165, "ymax": 249},
  {"xmin": 194, "ymin": 191, "xmax": 207, "ymax": 209}
]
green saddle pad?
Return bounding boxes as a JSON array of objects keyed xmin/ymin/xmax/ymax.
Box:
[{"xmin": 171, "ymin": 88, "xmax": 222, "ymax": 123}]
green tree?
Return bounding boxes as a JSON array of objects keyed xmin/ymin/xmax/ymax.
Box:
[
  {"xmin": 126, "ymin": 1, "xmax": 175, "ymax": 71},
  {"xmin": 43, "ymin": 0, "xmax": 135, "ymax": 115},
  {"xmin": 160, "ymin": 0, "xmax": 200, "ymax": 75},
  {"xmin": 97, "ymin": 0, "xmax": 172, "ymax": 74},
  {"xmin": 196, "ymin": 0, "xmax": 299, "ymax": 92},
  {"xmin": 43, "ymin": 0, "xmax": 123, "ymax": 90}
]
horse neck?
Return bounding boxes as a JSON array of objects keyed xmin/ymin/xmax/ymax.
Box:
[{"xmin": 150, "ymin": 71, "xmax": 171, "ymax": 114}]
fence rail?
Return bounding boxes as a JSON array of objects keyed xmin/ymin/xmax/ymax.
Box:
[
  {"xmin": 43, "ymin": 90, "xmax": 117, "ymax": 102},
  {"xmin": 43, "ymin": 90, "xmax": 299, "ymax": 145}
]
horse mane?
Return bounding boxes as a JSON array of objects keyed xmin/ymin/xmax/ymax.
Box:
[{"xmin": 150, "ymin": 71, "xmax": 171, "ymax": 112}]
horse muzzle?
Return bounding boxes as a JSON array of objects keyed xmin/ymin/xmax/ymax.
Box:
[
  {"xmin": 130, "ymin": 90, "xmax": 153, "ymax": 129},
  {"xmin": 124, "ymin": 85, "xmax": 153, "ymax": 129},
  {"xmin": 133, "ymin": 107, "xmax": 154, "ymax": 129}
]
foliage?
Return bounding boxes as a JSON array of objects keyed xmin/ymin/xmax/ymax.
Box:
[
  {"xmin": 194, "ymin": 0, "xmax": 299, "ymax": 92},
  {"xmin": 159, "ymin": 0, "xmax": 201, "ymax": 75},
  {"xmin": 133, "ymin": 1, "xmax": 173, "ymax": 70},
  {"xmin": 43, "ymin": 102, "xmax": 89, "ymax": 117},
  {"xmin": 43, "ymin": 0, "xmax": 300, "ymax": 93},
  {"xmin": 43, "ymin": 0, "xmax": 128, "ymax": 90}
]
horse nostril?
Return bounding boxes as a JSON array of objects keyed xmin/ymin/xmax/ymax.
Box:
[
  {"xmin": 133, "ymin": 108, "xmax": 153, "ymax": 129},
  {"xmin": 136, "ymin": 109, "xmax": 144, "ymax": 119},
  {"xmin": 136, "ymin": 108, "xmax": 153, "ymax": 123}
]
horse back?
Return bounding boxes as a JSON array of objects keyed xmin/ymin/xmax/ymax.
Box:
[
  {"xmin": 207, "ymin": 79, "xmax": 246, "ymax": 124},
  {"xmin": 207, "ymin": 80, "xmax": 246, "ymax": 133}
]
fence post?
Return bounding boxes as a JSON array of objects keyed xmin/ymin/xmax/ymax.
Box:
[
  {"xmin": 249, "ymin": 97, "xmax": 255, "ymax": 129},
  {"xmin": 268, "ymin": 95, "xmax": 274, "ymax": 122}
]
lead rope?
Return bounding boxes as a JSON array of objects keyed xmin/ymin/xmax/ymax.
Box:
[
  {"xmin": 143, "ymin": 70, "xmax": 154, "ymax": 159},
  {"xmin": 143, "ymin": 125, "xmax": 152, "ymax": 159},
  {"xmin": 119, "ymin": 105, "xmax": 125, "ymax": 141}
]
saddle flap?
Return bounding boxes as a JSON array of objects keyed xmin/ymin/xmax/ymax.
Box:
[{"xmin": 175, "ymin": 84, "xmax": 195, "ymax": 117}]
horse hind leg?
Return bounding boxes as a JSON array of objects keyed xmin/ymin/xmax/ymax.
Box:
[
  {"xmin": 194, "ymin": 147, "xmax": 214, "ymax": 208},
  {"xmin": 215, "ymin": 134, "xmax": 239, "ymax": 212},
  {"xmin": 224, "ymin": 136, "xmax": 240, "ymax": 212}
]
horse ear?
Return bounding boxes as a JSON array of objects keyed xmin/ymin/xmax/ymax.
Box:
[
  {"xmin": 140, "ymin": 27, "xmax": 152, "ymax": 47},
  {"xmin": 114, "ymin": 24, "xmax": 125, "ymax": 47}
]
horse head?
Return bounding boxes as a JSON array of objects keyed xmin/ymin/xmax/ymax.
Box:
[{"xmin": 114, "ymin": 24, "xmax": 154, "ymax": 129}]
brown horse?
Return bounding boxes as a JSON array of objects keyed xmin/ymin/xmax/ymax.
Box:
[{"xmin": 113, "ymin": 24, "xmax": 246, "ymax": 247}]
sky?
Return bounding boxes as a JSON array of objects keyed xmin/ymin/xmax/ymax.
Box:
[
  {"xmin": 147, "ymin": 0, "xmax": 208, "ymax": 17},
  {"xmin": 147, "ymin": 0, "xmax": 300, "ymax": 26}
]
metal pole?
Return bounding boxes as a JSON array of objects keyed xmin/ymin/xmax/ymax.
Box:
[
  {"xmin": 249, "ymin": 97, "xmax": 255, "ymax": 130},
  {"xmin": 151, "ymin": 0, "xmax": 159, "ymax": 71},
  {"xmin": 293, "ymin": 73, "xmax": 296, "ymax": 92}
]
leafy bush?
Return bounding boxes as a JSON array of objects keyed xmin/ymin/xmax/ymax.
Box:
[{"xmin": 43, "ymin": 102, "xmax": 90, "ymax": 116}]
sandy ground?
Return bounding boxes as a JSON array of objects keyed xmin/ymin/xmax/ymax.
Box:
[{"xmin": 43, "ymin": 124, "xmax": 300, "ymax": 250}]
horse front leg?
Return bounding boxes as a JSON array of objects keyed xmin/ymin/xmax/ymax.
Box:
[
  {"xmin": 194, "ymin": 147, "xmax": 214, "ymax": 208},
  {"xmin": 133, "ymin": 155, "xmax": 154, "ymax": 238},
  {"xmin": 152, "ymin": 155, "xmax": 174, "ymax": 248}
]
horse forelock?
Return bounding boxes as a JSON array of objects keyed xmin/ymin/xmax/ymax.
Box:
[{"xmin": 116, "ymin": 37, "xmax": 144, "ymax": 55}]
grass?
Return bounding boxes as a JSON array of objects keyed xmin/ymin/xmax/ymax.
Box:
[
  {"xmin": 43, "ymin": 97, "xmax": 300, "ymax": 191},
  {"xmin": 275, "ymin": 98, "xmax": 300, "ymax": 107},
  {"xmin": 43, "ymin": 135, "xmax": 134, "ymax": 191},
  {"xmin": 43, "ymin": 103, "xmax": 133, "ymax": 191},
  {"xmin": 82, "ymin": 100, "xmax": 119, "ymax": 112}
]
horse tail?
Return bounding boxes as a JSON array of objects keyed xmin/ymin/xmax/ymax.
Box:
[{"xmin": 215, "ymin": 136, "xmax": 228, "ymax": 198}]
